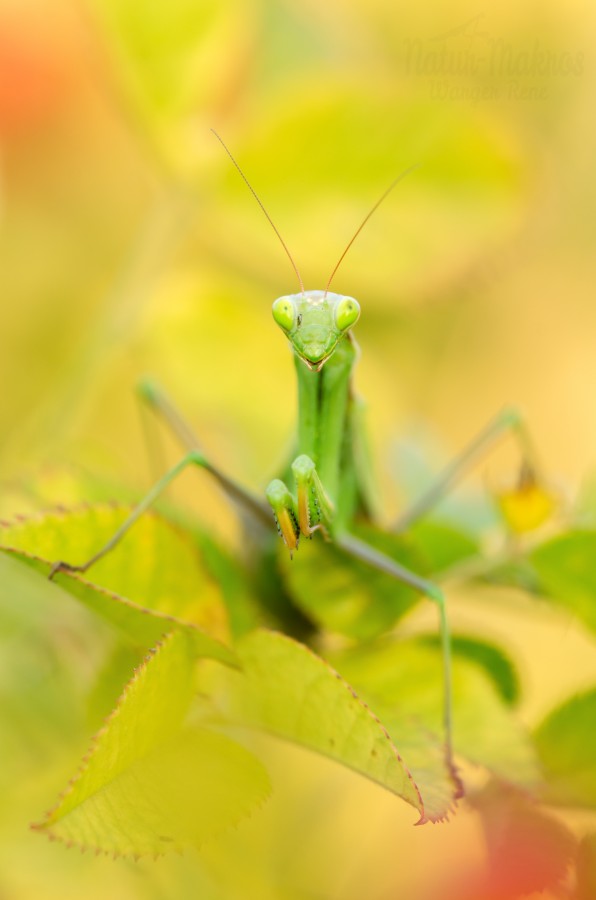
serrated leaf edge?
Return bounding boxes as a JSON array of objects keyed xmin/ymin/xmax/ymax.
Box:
[
  {"xmin": 30, "ymin": 632, "xmax": 270, "ymax": 860},
  {"xmin": 0, "ymin": 545, "xmax": 239, "ymax": 668},
  {"xmin": 240, "ymin": 630, "xmax": 449, "ymax": 824},
  {"xmin": 31, "ymin": 633, "xmax": 176, "ymax": 852}
]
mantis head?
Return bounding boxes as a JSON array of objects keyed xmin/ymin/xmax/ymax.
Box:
[
  {"xmin": 210, "ymin": 132, "xmax": 414, "ymax": 372},
  {"xmin": 272, "ymin": 291, "xmax": 360, "ymax": 371}
]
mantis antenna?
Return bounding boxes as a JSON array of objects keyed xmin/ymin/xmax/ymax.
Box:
[
  {"xmin": 324, "ymin": 163, "xmax": 420, "ymax": 296},
  {"xmin": 211, "ymin": 129, "xmax": 305, "ymax": 295}
]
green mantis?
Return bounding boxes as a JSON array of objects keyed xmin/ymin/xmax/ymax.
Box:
[{"xmin": 47, "ymin": 135, "xmax": 542, "ymax": 799}]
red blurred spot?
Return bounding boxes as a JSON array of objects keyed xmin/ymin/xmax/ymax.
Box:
[{"xmin": 419, "ymin": 787, "xmax": 577, "ymax": 900}]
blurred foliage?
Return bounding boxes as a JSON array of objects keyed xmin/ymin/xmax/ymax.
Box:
[
  {"xmin": 1, "ymin": 0, "xmax": 596, "ymax": 896},
  {"xmin": 33, "ymin": 630, "xmax": 270, "ymax": 857},
  {"xmin": 534, "ymin": 688, "xmax": 596, "ymax": 809}
]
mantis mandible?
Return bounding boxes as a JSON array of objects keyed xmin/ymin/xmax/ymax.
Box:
[{"xmin": 49, "ymin": 133, "xmax": 534, "ymax": 793}]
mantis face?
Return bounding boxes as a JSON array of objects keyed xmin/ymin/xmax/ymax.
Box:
[{"xmin": 272, "ymin": 290, "xmax": 361, "ymax": 372}]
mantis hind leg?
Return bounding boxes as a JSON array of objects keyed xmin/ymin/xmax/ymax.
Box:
[
  {"xmin": 137, "ymin": 378, "xmax": 205, "ymax": 457},
  {"xmin": 50, "ymin": 385, "xmax": 275, "ymax": 580},
  {"xmin": 49, "ymin": 451, "xmax": 232, "ymax": 579},
  {"xmin": 336, "ymin": 531, "xmax": 463, "ymax": 798},
  {"xmin": 392, "ymin": 406, "xmax": 545, "ymax": 532},
  {"xmin": 137, "ymin": 378, "xmax": 273, "ymax": 527}
]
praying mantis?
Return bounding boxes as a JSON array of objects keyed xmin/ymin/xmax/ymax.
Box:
[{"xmin": 47, "ymin": 133, "xmax": 543, "ymax": 797}]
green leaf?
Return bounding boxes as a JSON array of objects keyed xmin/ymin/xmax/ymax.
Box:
[
  {"xmin": 0, "ymin": 505, "xmax": 225, "ymax": 625},
  {"xmin": 418, "ymin": 634, "xmax": 520, "ymax": 705},
  {"xmin": 0, "ymin": 507, "xmax": 238, "ymax": 667},
  {"xmin": 408, "ymin": 519, "xmax": 480, "ymax": 573},
  {"xmin": 530, "ymin": 530, "xmax": 596, "ymax": 633},
  {"xmin": 34, "ymin": 630, "xmax": 270, "ymax": 857},
  {"xmin": 280, "ymin": 523, "xmax": 425, "ymax": 640},
  {"xmin": 376, "ymin": 722, "xmax": 457, "ymax": 825},
  {"xmin": 219, "ymin": 630, "xmax": 429, "ymax": 821},
  {"xmin": 533, "ymin": 687, "xmax": 596, "ymax": 809},
  {"xmin": 333, "ymin": 638, "xmax": 539, "ymax": 794}
]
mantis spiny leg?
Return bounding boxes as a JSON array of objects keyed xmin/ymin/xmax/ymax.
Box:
[{"xmin": 266, "ymin": 454, "xmax": 334, "ymax": 555}]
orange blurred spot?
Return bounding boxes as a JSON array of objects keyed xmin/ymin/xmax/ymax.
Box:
[{"xmin": 0, "ymin": 6, "xmax": 79, "ymax": 135}]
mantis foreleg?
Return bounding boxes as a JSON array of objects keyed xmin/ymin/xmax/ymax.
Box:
[{"xmin": 266, "ymin": 454, "xmax": 335, "ymax": 553}]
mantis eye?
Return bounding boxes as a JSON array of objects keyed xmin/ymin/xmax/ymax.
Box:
[
  {"xmin": 272, "ymin": 296, "xmax": 295, "ymax": 332},
  {"xmin": 334, "ymin": 296, "xmax": 360, "ymax": 332}
]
